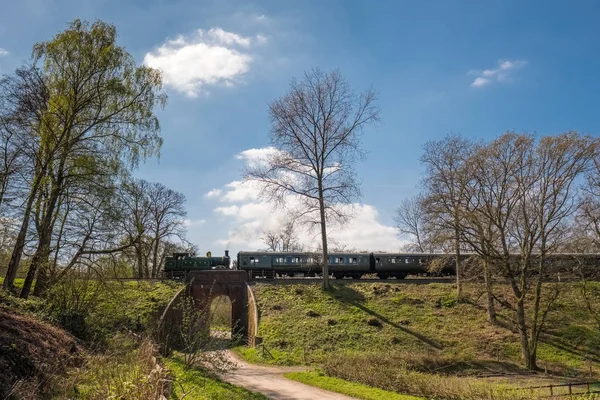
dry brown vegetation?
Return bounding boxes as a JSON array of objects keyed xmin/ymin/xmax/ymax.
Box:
[{"xmin": 0, "ymin": 304, "xmax": 82, "ymax": 399}]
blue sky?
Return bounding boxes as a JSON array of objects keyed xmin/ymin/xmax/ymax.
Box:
[{"xmin": 1, "ymin": 0, "xmax": 600, "ymax": 254}]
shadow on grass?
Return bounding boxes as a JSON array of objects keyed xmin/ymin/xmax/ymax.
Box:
[
  {"xmin": 466, "ymin": 298, "xmax": 600, "ymax": 365},
  {"xmin": 327, "ymin": 284, "xmax": 444, "ymax": 350}
]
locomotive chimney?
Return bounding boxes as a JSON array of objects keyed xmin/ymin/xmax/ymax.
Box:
[{"xmin": 225, "ymin": 250, "xmax": 230, "ymax": 257}]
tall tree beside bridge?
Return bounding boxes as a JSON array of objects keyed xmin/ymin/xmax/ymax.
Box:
[
  {"xmin": 245, "ymin": 68, "xmax": 379, "ymax": 290},
  {"xmin": 2, "ymin": 19, "xmax": 167, "ymax": 294}
]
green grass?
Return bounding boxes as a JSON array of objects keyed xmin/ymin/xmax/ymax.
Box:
[
  {"xmin": 0, "ymin": 277, "xmax": 26, "ymax": 288},
  {"xmin": 248, "ymin": 282, "xmax": 600, "ymax": 376},
  {"xmin": 285, "ymin": 371, "xmax": 424, "ymax": 400},
  {"xmin": 166, "ymin": 357, "xmax": 268, "ymax": 400}
]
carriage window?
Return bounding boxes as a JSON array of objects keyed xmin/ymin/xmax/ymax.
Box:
[
  {"xmin": 376, "ymin": 257, "xmax": 381, "ymax": 263},
  {"xmin": 351, "ymin": 257, "xmax": 358, "ymax": 263},
  {"xmin": 336, "ymin": 257, "xmax": 344, "ymax": 263},
  {"xmin": 250, "ymin": 257, "xmax": 259, "ymax": 265},
  {"xmin": 389, "ymin": 258, "xmax": 396, "ymax": 263},
  {"xmin": 406, "ymin": 258, "xmax": 414, "ymax": 264}
]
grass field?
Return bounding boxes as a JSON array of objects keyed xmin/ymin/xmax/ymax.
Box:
[
  {"xmin": 244, "ymin": 282, "xmax": 600, "ymax": 373},
  {"xmin": 237, "ymin": 281, "xmax": 600, "ymax": 399}
]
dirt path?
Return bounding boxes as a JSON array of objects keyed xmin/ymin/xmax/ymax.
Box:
[{"xmin": 219, "ymin": 351, "xmax": 354, "ymax": 400}]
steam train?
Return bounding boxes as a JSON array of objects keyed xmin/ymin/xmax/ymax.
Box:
[
  {"xmin": 163, "ymin": 249, "xmax": 600, "ymax": 280},
  {"xmin": 163, "ymin": 250, "xmax": 453, "ymax": 280}
]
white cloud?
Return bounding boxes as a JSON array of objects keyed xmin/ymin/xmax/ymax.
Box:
[
  {"xmin": 0, "ymin": 48, "xmax": 8, "ymax": 56},
  {"xmin": 184, "ymin": 218, "xmax": 206, "ymax": 227},
  {"xmin": 471, "ymin": 77, "xmax": 490, "ymax": 87},
  {"xmin": 205, "ymin": 188, "xmax": 223, "ymax": 198},
  {"xmin": 144, "ymin": 27, "xmax": 267, "ymax": 97},
  {"xmin": 235, "ymin": 147, "xmax": 279, "ymax": 167},
  {"xmin": 470, "ymin": 59, "xmax": 527, "ymax": 88},
  {"xmin": 208, "ymin": 147, "xmax": 402, "ymax": 251}
]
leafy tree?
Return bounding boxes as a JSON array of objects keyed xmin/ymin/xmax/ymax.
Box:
[{"xmin": 1, "ymin": 19, "xmax": 167, "ymax": 294}]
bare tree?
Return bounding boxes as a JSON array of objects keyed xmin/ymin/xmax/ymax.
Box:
[
  {"xmin": 421, "ymin": 134, "xmax": 474, "ymax": 299},
  {"xmin": 147, "ymin": 182, "xmax": 187, "ymax": 277},
  {"xmin": 261, "ymin": 219, "xmax": 301, "ymax": 252},
  {"xmin": 394, "ymin": 195, "xmax": 435, "ymax": 252},
  {"xmin": 245, "ymin": 68, "xmax": 379, "ymax": 290},
  {"xmin": 454, "ymin": 132, "xmax": 595, "ymax": 369}
]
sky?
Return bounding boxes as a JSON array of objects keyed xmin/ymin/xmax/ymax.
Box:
[{"xmin": 1, "ymin": 0, "xmax": 600, "ymax": 256}]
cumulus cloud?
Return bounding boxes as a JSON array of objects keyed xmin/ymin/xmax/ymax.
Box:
[
  {"xmin": 144, "ymin": 28, "xmax": 266, "ymax": 97},
  {"xmin": 205, "ymin": 188, "xmax": 223, "ymax": 198},
  {"xmin": 0, "ymin": 48, "xmax": 8, "ymax": 56},
  {"xmin": 235, "ymin": 147, "xmax": 279, "ymax": 167},
  {"xmin": 470, "ymin": 59, "xmax": 527, "ymax": 88},
  {"xmin": 208, "ymin": 148, "xmax": 402, "ymax": 251}
]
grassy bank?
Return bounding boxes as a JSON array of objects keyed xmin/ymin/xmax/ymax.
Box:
[
  {"xmin": 240, "ymin": 281, "xmax": 600, "ymax": 399},
  {"xmin": 247, "ymin": 282, "xmax": 600, "ymax": 373}
]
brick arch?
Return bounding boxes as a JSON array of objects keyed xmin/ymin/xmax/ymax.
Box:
[{"xmin": 188, "ymin": 270, "xmax": 250, "ymax": 340}]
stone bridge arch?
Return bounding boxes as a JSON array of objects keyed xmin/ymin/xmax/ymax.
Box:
[{"xmin": 187, "ymin": 270, "xmax": 258, "ymax": 345}]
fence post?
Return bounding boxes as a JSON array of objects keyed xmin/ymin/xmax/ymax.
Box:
[{"xmin": 549, "ymin": 385, "xmax": 553, "ymax": 397}]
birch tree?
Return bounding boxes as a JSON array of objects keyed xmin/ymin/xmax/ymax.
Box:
[{"xmin": 2, "ymin": 20, "xmax": 166, "ymax": 292}]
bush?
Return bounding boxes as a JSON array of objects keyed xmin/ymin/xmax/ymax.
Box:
[
  {"xmin": 58, "ymin": 334, "xmax": 169, "ymax": 400},
  {"xmin": 44, "ymin": 275, "xmax": 182, "ymax": 347}
]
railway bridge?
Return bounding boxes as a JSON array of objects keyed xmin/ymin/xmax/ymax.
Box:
[
  {"xmin": 158, "ymin": 270, "xmax": 259, "ymax": 348},
  {"xmin": 188, "ymin": 270, "xmax": 259, "ymax": 345}
]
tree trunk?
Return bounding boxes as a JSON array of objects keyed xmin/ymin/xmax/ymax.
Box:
[
  {"xmin": 454, "ymin": 225, "xmax": 462, "ymax": 299},
  {"xmin": 318, "ymin": 182, "xmax": 330, "ymax": 290},
  {"xmin": 2, "ymin": 181, "xmax": 40, "ymax": 291},
  {"xmin": 21, "ymin": 228, "xmax": 52, "ymax": 298},
  {"xmin": 28, "ymin": 169, "xmax": 65, "ymax": 297},
  {"xmin": 483, "ymin": 259, "xmax": 496, "ymax": 323},
  {"xmin": 516, "ymin": 298, "xmax": 535, "ymax": 370},
  {"xmin": 152, "ymin": 234, "xmax": 160, "ymax": 278},
  {"xmin": 136, "ymin": 246, "xmax": 144, "ymax": 279}
]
